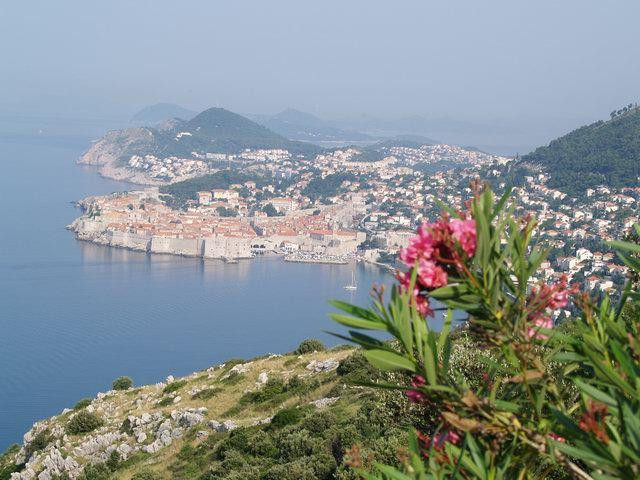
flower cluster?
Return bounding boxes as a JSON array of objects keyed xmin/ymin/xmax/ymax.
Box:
[
  {"xmin": 405, "ymin": 375, "xmax": 428, "ymax": 404},
  {"xmin": 398, "ymin": 216, "xmax": 477, "ymax": 317},
  {"xmin": 525, "ymin": 274, "xmax": 576, "ymax": 340},
  {"xmin": 417, "ymin": 428, "xmax": 462, "ymax": 460}
]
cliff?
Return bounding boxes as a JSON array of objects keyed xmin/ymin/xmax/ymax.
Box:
[
  {"xmin": 0, "ymin": 346, "xmax": 380, "ymax": 480},
  {"xmin": 78, "ymin": 129, "xmax": 167, "ymax": 186}
]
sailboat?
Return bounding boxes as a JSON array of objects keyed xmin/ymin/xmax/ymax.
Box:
[{"xmin": 344, "ymin": 271, "xmax": 357, "ymax": 290}]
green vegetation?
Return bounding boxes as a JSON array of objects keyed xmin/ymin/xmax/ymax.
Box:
[
  {"xmin": 24, "ymin": 429, "xmax": 52, "ymax": 460},
  {"xmin": 155, "ymin": 397, "xmax": 174, "ymax": 408},
  {"xmin": 192, "ymin": 387, "xmax": 223, "ymax": 400},
  {"xmin": 65, "ymin": 411, "xmax": 103, "ymax": 435},
  {"xmin": 130, "ymin": 469, "xmax": 162, "ymax": 480},
  {"xmin": 332, "ymin": 187, "xmax": 640, "ymax": 479},
  {"xmin": 294, "ymin": 338, "xmax": 326, "ymax": 354},
  {"xmin": 159, "ymin": 170, "xmax": 266, "ymax": 209},
  {"xmin": 163, "ymin": 379, "xmax": 187, "ymax": 394},
  {"xmin": 111, "ymin": 376, "xmax": 133, "ymax": 390},
  {"xmin": 261, "ymin": 203, "xmax": 281, "ymax": 217},
  {"xmin": 166, "ymin": 393, "xmax": 411, "ymax": 480},
  {"xmin": 521, "ymin": 105, "xmax": 640, "ymax": 195},
  {"xmin": 171, "ymin": 107, "xmax": 322, "ymax": 156},
  {"xmin": 73, "ymin": 398, "xmax": 92, "ymax": 410},
  {"xmin": 216, "ymin": 206, "xmax": 238, "ymax": 217},
  {"xmin": 302, "ymin": 172, "xmax": 357, "ymax": 200}
]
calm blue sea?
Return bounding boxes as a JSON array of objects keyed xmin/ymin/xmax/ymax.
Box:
[{"xmin": 0, "ymin": 126, "xmax": 402, "ymax": 449}]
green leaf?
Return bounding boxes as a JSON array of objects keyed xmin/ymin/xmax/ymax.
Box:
[
  {"xmin": 551, "ymin": 441, "xmax": 615, "ymax": 467},
  {"xmin": 574, "ymin": 379, "xmax": 617, "ymax": 408},
  {"xmin": 329, "ymin": 314, "xmax": 387, "ymax": 331},
  {"xmin": 330, "ymin": 300, "xmax": 383, "ymax": 323},
  {"xmin": 364, "ymin": 349, "xmax": 416, "ymax": 373}
]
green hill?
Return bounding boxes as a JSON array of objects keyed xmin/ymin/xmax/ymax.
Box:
[
  {"xmin": 170, "ymin": 108, "xmax": 321, "ymax": 156},
  {"xmin": 521, "ymin": 105, "xmax": 640, "ymax": 195}
]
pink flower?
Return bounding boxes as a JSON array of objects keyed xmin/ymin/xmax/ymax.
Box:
[
  {"xmin": 397, "ymin": 272, "xmax": 433, "ymax": 317},
  {"xmin": 399, "ymin": 224, "xmax": 435, "ymax": 266},
  {"xmin": 432, "ymin": 430, "xmax": 462, "ymax": 449},
  {"xmin": 550, "ymin": 288, "xmax": 569, "ymax": 309},
  {"xmin": 405, "ymin": 375, "xmax": 427, "ymax": 403},
  {"xmin": 548, "ymin": 433, "xmax": 566, "ymax": 443},
  {"xmin": 417, "ymin": 259, "xmax": 448, "ymax": 289},
  {"xmin": 405, "ymin": 389, "xmax": 427, "ymax": 403},
  {"xmin": 526, "ymin": 315, "xmax": 553, "ymax": 340},
  {"xmin": 450, "ymin": 219, "xmax": 477, "ymax": 257}
]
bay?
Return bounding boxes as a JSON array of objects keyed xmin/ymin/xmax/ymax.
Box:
[{"xmin": 0, "ymin": 131, "xmax": 396, "ymax": 449}]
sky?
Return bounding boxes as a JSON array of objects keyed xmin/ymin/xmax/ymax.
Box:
[{"xmin": 1, "ymin": 0, "xmax": 639, "ymax": 150}]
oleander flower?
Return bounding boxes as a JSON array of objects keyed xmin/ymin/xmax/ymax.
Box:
[
  {"xmin": 405, "ymin": 375, "xmax": 427, "ymax": 404},
  {"xmin": 526, "ymin": 314, "xmax": 553, "ymax": 340},
  {"xmin": 417, "ymin": 259, "xmax": 448, "ymax": 289},
  {"xmin": 399, "ymin": 224, "xmax": 436, "ymax": 266},
  {"xmin": 450, "ymin": 218, "xmax": 477, "ymax": 257},
  {"xmin": 397, "ymin": 271, "xmax": 434, "ymax": 317}
]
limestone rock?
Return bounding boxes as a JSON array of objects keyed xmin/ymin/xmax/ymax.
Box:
[{"xmin": 306, "ymin": 359, "xmax": 339, "ymax": 373}]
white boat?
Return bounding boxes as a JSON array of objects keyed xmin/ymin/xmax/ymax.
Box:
[{"xmin": 344, "ymin": 271, "xmax": 357, "ymax": 290}]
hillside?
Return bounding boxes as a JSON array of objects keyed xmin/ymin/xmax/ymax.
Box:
[
  {"xmin": 0, "ymin": 344, "xmax": 412, "ymax": 480},
  {"xmin": 79, "ymin": 108, "xmax": 321, "ymax": 185},
  {"xmin": 131, "ymin": 104, "xmax": 197, "ymax": 124},
  {"xmin": 256, "ymin": 109, "xmax": 372, "ymax": 143},
  {"xmin": 175, "ymin": 108, "xmax": 321, "ymax": 156},
  {"xmin": 521, "ymin": 105, "xmax": 640, "ymax": 195}
]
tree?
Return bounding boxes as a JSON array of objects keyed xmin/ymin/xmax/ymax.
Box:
[
  {"xmin": 216, "ymin": 206, "xmax": 238, "ymax": 217},
  {"xmin": 262, "ymin": 203, "xmax": 280, "ymax": 217}
]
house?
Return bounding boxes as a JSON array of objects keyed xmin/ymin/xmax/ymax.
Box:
[
  {"xmin": 197, "ymin": 191, "xmax": 212, "ymax": 206},
  {"xmin": 270, "ymin": 197, "xmax": 298, "ymax": 213}
]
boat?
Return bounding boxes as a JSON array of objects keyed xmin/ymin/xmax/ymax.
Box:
[{"xmin": 344, "ymin": 271, "xmax": 357, "ymax": 290}]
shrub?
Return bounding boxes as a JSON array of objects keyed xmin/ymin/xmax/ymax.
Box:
[
  {"xmin": 331, "ymin": 187, "xmax": 640, "ymax": 479},
  {"xmin": 269, "ymin": 407, "xmax": 306, "ymax": 429},
  {"xmin": 119, "ymin": 417, "xmax": 133, "ymax": 435},
  {"xmin": 112, "ymin": 376, "xmax": 133, "ymax": 390},
  {"xmin": 65, "ymin": 411, "xmax": 103, "ymax": 435},
  {"xmin": 302, "ymin": 410, "xmax": 338, "ymax": 436},
  {"xmin": 73, "ymin": 398, "xmax": 92, "ymax": 410},
  {"xmin": 24, "ymin": 429, "xmax": 52, "ymax": 459},
  {"xmin": 78, "ymin": 463, "xmax": 110, "ymax": 480},
  {"xmin": 336, "ymin": 352, "xmax": 379, "ymax": 384},
  {"xmin": 105, "ymin": 450, "xmax": 120, "ymax": 471},
  {"xmin": 163, "ymin": 379, "xmax": 187, "ymax": 394},
  {"xmin": 192, "ymin": 387, "xmax": 223, "ymax": 400},
  {"xmin": 156, "ymin": 397, "xmax": 173, "ymax": 408},
  {"xmin": 131, "ymin": 469, "xmax": 162, "ymax": 480},
  {"xmin": 244, "ymin": 378, "xmax": 285, "ymax": 404},
  {"xmin": 294, "ymin": 339, "xmax": 326, "ymax": 355}
]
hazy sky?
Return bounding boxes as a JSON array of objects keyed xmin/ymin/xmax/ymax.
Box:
[{"xmin": 1, "ymin": 0, "xmax": 639, "ymax": 127}]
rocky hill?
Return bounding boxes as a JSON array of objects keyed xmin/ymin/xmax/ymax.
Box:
[
  {"xmin": 79, "ymin": 108, "xmax": 321, "ymax": 185},
  {"xmin": 0, "ymin": 343, "xmax": 407, "ymax": 480}
]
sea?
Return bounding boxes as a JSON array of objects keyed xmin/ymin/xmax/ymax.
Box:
[{"xmin": 0, "ymin": 115, "xmax": 444, "ymax": 450}]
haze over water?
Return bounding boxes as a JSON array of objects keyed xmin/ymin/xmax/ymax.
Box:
[{"xmin": 0, "ymin": 128, "xmax": 398, "ymax": 449}]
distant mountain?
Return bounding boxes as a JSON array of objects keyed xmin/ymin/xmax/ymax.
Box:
[
  {"xmin": 332, "ymin": 115, "xmax": 495, "ymax": 137},
  {"xmin": 131, "ymin": 103, "xmax": 197, "ymax": 124},
  {"xmin": 520, "ymin": 105, "xmax": 640, "ymax": 195},
  {"xmin": 80, "ymin": 107, "xmax": 321, "ymax": 184},
  {"xmin": 254, "ymin": 108, "xmax": 372, "ymax": 143},
  {"xmin": 373, "ymin": 134, "xmax": 439, "ymax": 148}
]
